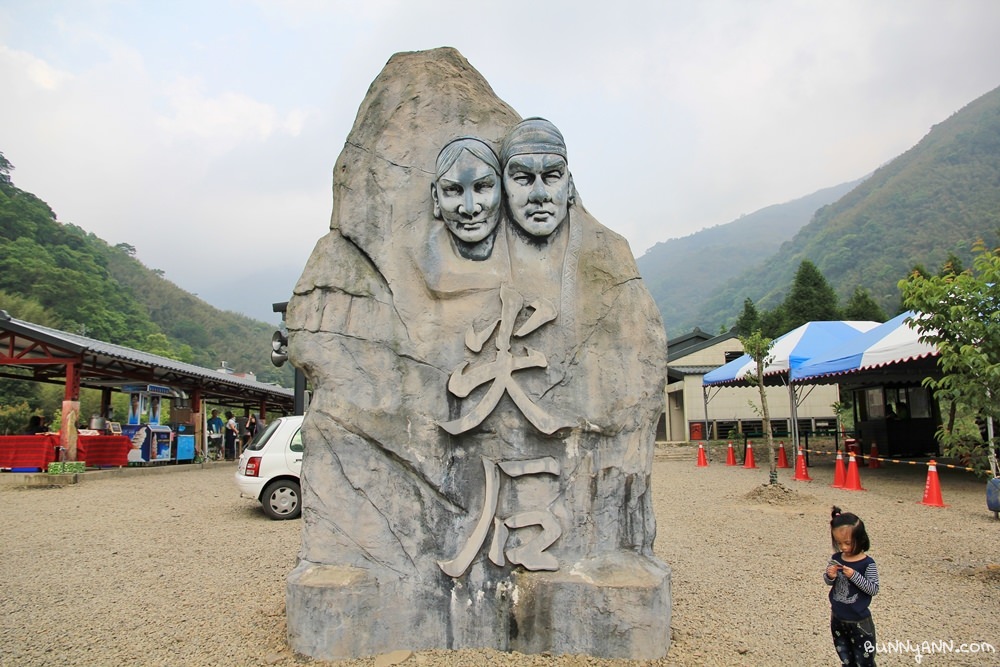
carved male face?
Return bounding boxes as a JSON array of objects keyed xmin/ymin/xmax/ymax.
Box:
[
  {"xmin": 503, "ymin": 153, "xmax": 571, "ymax": 238},
  {"xmin": 432, "ymin": 150, "xmax": 502, "ymax": 244}
]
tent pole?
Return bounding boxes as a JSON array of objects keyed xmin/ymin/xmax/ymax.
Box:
[
  {"xmin": 789, "ymin": 383, "xmax": 800, "ymax": 453},
  {"xmin": 988, "ymin": 412, "xmax": 999, "ymax": 478},
  {"xmin": 703, "ymin": 386, "xmax": 711, "ymax": 441}
]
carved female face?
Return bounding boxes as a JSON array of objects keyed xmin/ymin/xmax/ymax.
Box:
[
  {"xmin": 432, "ymin": 150, "xmax": 502, "ymax": 244},
  {"xmin": 503, "ymin": 153, "xmax": 571, "ymax": 238}
]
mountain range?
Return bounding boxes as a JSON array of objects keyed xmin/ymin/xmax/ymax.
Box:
[
  {"xmin": 637, "ymin": 179, "xmax": 862, "ymax": 337},
  {"xmin": 640, "ymin": 83, "xmax": 1000, "ymax": 338}
]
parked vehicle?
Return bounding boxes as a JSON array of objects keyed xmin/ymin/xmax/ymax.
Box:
[{"xmin": 235, "ymin": 415, "xmax": 303, "ymax": 520}]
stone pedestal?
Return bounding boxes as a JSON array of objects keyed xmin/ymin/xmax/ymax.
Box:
[
  {"xmin": 287, "ymin": 563, "xmax": 446, "ymax": 658},
  {"xmin": 287, "ymin": 554, "xmax": 670, "ymax": 660}
]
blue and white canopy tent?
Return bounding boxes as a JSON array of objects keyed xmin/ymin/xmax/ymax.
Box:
[
  {"xmin": 787, "ymin": 311, "xmax": 944, "ymax": 459},
  {"xmin": 789, "ymin": 311, "xmax": 938, "ymax": 385},
  {"xmin": 702, "ymin": 320, "xmax": 881, "ymax": 450}
]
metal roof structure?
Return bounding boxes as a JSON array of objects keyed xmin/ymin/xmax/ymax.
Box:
[
  {"xmin": 0, "ymin": 310, "xmax": 293, "ymax": 412},
  {"xmin": 670, "ymin": 365, "xmax": 721, "ymax": 375}
]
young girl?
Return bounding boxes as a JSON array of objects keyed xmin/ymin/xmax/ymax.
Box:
[{"xmin": 824, "ymin": 506, "xmax": 880, "ymax": 666}]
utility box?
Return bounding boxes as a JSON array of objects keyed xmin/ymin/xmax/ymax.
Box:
[{"xmin": 173, "ymin": 423, "xmax": 195, "ymax": 461}]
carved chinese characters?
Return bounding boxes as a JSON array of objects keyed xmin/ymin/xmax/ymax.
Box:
[
  {"xmin": 439, "ymin": 455, "xmax": 562, "ymax": 576},
  {"xmin": 439, "ymin": 284, "xmax": 567, "ymax": 436}
]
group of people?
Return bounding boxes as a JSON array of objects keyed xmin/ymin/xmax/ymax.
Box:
[{"xmin": 206, "ymin": 409, "xmax": 263, "ymax": 461}]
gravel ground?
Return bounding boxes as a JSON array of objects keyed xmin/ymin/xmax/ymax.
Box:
[{"xmin": 1, "ymin": 446, "xmax": 997, "ymax": 667}]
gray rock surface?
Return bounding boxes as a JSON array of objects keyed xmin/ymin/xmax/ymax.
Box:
[{"xmin": 286, "ymin": 47, "xmax": 669, "ymax": 660}]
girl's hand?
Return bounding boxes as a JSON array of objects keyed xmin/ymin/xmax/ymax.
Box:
[
  {"xmin": 841, "ymin": 565, "xmax": 855, "ymax": 578},
  {"xmin": 826, "ymin": 564, "xmax": 841, "ymax": 579}
]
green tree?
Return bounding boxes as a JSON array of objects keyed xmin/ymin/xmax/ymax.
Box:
[
  {"xmin": 0, "ymin": 376, "xmax": 39, "ymax": 411},
  {"xmin": 0, "ymin": 401, "xmax": 33, "ymax": 435},
  {"xmin": 758, "ymin": 306, "xmax": 786, "ymax": 339},
  {"xmin": 0, "ymin": 289, "xmax": 60, "ymax": 326},
  {"xmin": 139, "ymin": 332, "xmax": 188, "ymax": 361},
  {"xmin": 939, "ymin": 253, "xmax": 965, "ymax": 277},
  {"xmin": 733, "ymin": 298, "xmax": 760, "ymax": 336},
  {"xmin": 739, "ymin": 329, "xmax": 779, "ymax": 484},
  {"xmin": 0, "ymin": 151, "xmax": 12, "ymax": 186},
  {"xmin": 842, "ymin": 287, "xmax": 888, "ymax": 322},
  {"xmin": 899, "ymin": 239, "xmax": 1000, "ymax": 477},
  {"xmin": 781, "ymin": 260, "xmax": 839, "ymax": 331}
]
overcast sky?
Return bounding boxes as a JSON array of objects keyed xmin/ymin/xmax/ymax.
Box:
[{"xmin": 2, "ymin": 1, "xmax": 999, "ymax": 324}]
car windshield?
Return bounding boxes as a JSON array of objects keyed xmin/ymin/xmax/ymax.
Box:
[{"xmin": 246, "ymin": 419, "xmax": 281, "ymax": 451}]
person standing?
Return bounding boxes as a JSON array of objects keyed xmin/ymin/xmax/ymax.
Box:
[
  {"xmin": 207, "ymin": 409, "xmax": 224, "ymax": 460},
  {"xmin": 24, "ymin": 415, "xmax": 47, "ymax": 434},
  {"xmin": 244, "ymin": 413, "xmax": 259, "ymax": 449},
  {"xmin": 824, "ymin": 506, "xmax": 880, "ymax": 666},
  {"xmin": 223, "ymin": 411, "xmax": 239, "ymax": 461}
]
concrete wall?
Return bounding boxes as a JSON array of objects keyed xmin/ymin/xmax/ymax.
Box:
[{"xmin": 666, "ymin": 336, "xmax": 840, "ymax": 441}]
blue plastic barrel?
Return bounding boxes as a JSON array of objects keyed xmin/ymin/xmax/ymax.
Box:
[{"xmin": 987, "ymin": 477, "xmax": 1000, "ymax": 515}]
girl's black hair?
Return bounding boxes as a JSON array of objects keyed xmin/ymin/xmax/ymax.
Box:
[{"xmin": 830, "ymin": 505, "xmax": 871, "ymax": 555}]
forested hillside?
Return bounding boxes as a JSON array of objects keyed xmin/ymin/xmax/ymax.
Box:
[
  {"xmin": 0, "ymin": 152, "xmax": 291, "ymax": 388},
  {"xmin": 638, "ymin": 179, "xmax": 861, "ymax": 337},
  {"xmin": 688, "ymin": 84, "xmax": 1000, "ymax": 333}
]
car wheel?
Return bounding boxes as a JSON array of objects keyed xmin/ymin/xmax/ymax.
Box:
[{"xmin": 261, "ymin": 479, "xmax": 301, "ymax": 520}]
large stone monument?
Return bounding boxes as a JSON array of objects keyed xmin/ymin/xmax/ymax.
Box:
[{"xmin": 285, "ymin": 47, "xmax": 670, "ymax": 660}]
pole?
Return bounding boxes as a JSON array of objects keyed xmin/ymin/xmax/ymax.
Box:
[
  {"xmin": 294, "ymin": 369, "xmax": 307, "ymax": 416},
  {"xmin": 789, "ymin": 384, "xmax": 801, "ymax": 453},
  {"xmin": 988, "ymin": 417, "xmax": 999, "ymax": 478},
  {"xmin": 702, "ymin": 386, "xmax": 711, "ymax": 443}
]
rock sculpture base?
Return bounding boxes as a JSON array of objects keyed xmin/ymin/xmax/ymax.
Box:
[{"xmin": 287, "ymin": 554, "xmax": 670, "ymax": 660}]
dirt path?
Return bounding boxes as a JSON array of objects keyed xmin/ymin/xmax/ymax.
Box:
[{"xmin": 0, "ymin": 450, "xmax": 996, "ymax": 666}]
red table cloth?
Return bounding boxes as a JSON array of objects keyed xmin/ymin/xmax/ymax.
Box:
[
  {"xmin": 1, "ymin": 434, "xmax": 131, "ymax": 469},
  {"xmin": 76, "ymin": 435, "xmax": 131, "ymax": 467},
  {"xmin": 0, "ymin": 434, "xmax": 59, "ymax": 470}
]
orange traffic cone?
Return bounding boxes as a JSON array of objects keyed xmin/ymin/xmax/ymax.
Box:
[
  {"xmin": 832, "ymin": 450, "xmax": 846, "ymax": 488},
  {"xmin": 843, "ymin": 453, "xmax": 865, "ymax": 491},
  {"xmin": 793, "ymin": 446, "xmax": 812, "ymax": 482},
  {"xmin": 725, "ymin": 441, "xmax": 737, "ymax": 466},
  {"xmin": 776, "ymin": 441, "xmax": 790, "ymax": 468},
  {"xmin": 696, "ymin": 442, "xmax": 709, "ymax": 467},
  {"xmin": 868, "ymin": 443, "xmax": 881, "ymax": 469},
  {"xmin": 920, "ymin": 460, "xmax": 947, "ymax": 507},
  {"xmin": 743, "ymin": 441, "xmax": 757, "ymax": 468}
]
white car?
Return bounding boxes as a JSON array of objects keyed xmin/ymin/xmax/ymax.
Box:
[{"xmin": 235, "ymin": 415, "xmax": 304, "ymax": 520}]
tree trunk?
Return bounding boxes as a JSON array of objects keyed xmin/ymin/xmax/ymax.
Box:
[{"xmin": 755, "ymin": 359, "xmax": 778, "ymax": 485}]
